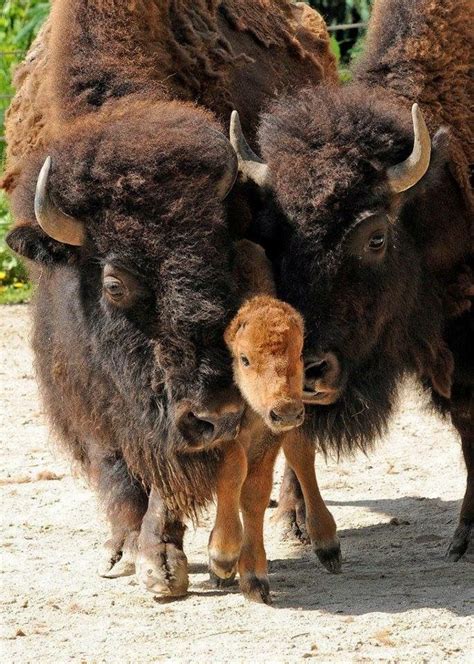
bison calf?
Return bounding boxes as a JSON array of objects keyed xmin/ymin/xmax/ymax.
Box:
[{"xmin": 207, "ymin": 242, "xmax": 340, "ymax": 604}]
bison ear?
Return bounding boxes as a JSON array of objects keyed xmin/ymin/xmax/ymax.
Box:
[{"xmin": 6, "ymin": 226, "xmax": 79, "ymax": 265}]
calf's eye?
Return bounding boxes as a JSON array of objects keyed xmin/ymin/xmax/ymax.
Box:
[
  {"xmin": 240, "ymin": 354, "xmax": 250, "ymax": 367},
  {"xmin": 103, "ymin": 276, "xmax": 126, "ymax": 300},
  {"xmin": 367, "ymin": 231, "xmax": 386, "ymax": 252}
]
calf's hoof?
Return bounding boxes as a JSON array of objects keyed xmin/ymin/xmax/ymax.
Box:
[
  {"xmin": 209, "ymin": 570, "xmax": 237, "ymax": 588},
  {"xmin": 99, "ymin": 531, "xmax": 137, "ymax": 578},
  {"xmin": 446, "ymin": 521, "xmax": 473, "ymax": 562},
  {"xmin": 314, "ymin": 538, "xmax": 342, "ymax": 574},
  {"xmin": 208, "ymin": 552, "xmax": 238, "ymax": 586},
  {"xmin": 240, "ymin": 573, "xmax": 272, "ymax": 605},
  {"xmin": 136, "ymin": 543, "xmax": 189, "ymax": 597}
]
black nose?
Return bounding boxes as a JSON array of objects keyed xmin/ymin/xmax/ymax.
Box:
[
  {"xmin": 305, "ymin": 352, "xmax": 340, "ymax": 388},
  {"xmin": 269, "ymin": 402, "xmax": 305, "ymax": 427},
  {"xmin": 177, "ymin": 409, "xmax": 242, "ymax": 447}
]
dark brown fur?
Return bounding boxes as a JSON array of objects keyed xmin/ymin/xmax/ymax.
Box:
[
  {"xmin": 1, "ymin": 1, "xmax": 336, "ymax": 585},
  {"xmin": 255, "ymin": 0, "xmax": 473, "ymax": 556}
]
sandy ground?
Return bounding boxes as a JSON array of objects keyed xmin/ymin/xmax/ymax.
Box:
[{"xmin": 0, "ymin": 304, "xmax": 473, "ymax": 663}]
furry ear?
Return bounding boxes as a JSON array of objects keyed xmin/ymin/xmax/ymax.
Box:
[
  {"xmin": 420, "ymin": 127, "xmax": 451, "ymax": 188},
  {"xmin": 224, "ymin": 310, "xmax": 248, "ymax": 350},
  {"xmin": 6, "ymin": 226, "xmax": 79, "ymax": 265}
]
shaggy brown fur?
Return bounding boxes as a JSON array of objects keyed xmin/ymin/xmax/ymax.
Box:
[
  {"xmin": 2, "ymin": 0, "xmax": 336, "ymax": 592},
  {"xmin": 254, "ymin": 0, "xmax": 473, "ymax": 558}
]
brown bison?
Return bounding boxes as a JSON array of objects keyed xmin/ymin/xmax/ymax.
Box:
[
  {"xmin": 1, "ymin": 1, "xmax": 337, "ymax": 595},
  {"xmin": 232, "ymin": 0, "xmax": 473, "ymax": 558}
]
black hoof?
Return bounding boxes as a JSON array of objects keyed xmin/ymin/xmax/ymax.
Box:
[
  {"xmin": 240, "ymin": 574, "xmax": 272, "ymax": 605},
  {"xmin": 315, "ymin": 541, "xmax": 342, "ymax": 574},
  {"xmin": 446, "ymin": 521, "xmax": 473, "ymax": 562}
]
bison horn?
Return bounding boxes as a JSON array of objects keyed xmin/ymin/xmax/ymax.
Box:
[
  {"xmin": 387, "ymin": 104, "xmax": 431, "ymax": 193},
  {"xmin": 34, "ymin": 156, "xmax": 85, "ymax": 246},
  {"xmin": 230, "ymin": 110, "xmax": 270, "ymax": 188}
]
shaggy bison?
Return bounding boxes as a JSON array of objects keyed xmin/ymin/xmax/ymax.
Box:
[
  {"xmin": 232, "ymin": 0, "xmax": 473, "ymax": 557},
  {"xmin": 2, "ymin": 1, "xmax": 337, "ymax": 595}
]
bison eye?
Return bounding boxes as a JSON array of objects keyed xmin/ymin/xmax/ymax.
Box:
[
  {"xmin": 103, "ymin": 276, "xmax": 126, "ymax": 300},
  {"xmin": 368, "ymin": 231, "xmax": 386, "ymax": 252},
  {"xmin": 240, "ymin": 354, "xmax": 250, "ymax": 367}
]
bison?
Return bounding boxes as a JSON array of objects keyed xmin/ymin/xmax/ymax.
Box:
[
  {"xmin": 2, "ymin": 0, "xmax": 337, "ymax": 595},
  {"xmin": 206, "ymin": 240, "xmax": 339, "ymax": 603},
  {"xmin": 232, "ymin": 0, "xmax": 473, "ymax": 558}
]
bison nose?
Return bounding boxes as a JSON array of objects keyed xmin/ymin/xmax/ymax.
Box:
[
  {"xmin": 269, "ymin": 402, "xmax": 305, "ymax": 429},
  {"xmin": 177, "ymin": 408, "xmax": 243, "ymax": 448},
  {"xmin": 304, "ymin": 352, "xmax": 340, "ymax": 390}
]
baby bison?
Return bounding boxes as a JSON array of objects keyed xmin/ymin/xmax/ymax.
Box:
[{"xmin": 208, "ymin": 242, "xmax": 339, "ymax": 604}]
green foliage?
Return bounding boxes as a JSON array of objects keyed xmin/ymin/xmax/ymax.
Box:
[
  {"xmin": 0, "ymin": 191, "xmax": 32, "ymax": 304},
  {"xmin": 1, "ymin": 2, "xmax": 50, "ymax": 303}
]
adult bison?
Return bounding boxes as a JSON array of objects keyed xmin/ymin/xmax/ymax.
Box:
[
  {"xmin": 2, "ymin": 0, "xmax": 336, "ymax": 596},
  {"xmin": 232, "ymin": 0, "xmax": 473, "ymax": 558}
]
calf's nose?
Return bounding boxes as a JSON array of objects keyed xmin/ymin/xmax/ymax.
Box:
[{"xmin": 269, "ymin": 401, "xmax": 305, "ymax": 428}]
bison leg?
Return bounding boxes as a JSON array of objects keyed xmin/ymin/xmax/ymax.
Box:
[
  {"xmin": 136, "ymin": 487, "xmax": 188, "ymax": 597},
  {"xmin": 208, "ymin": 440, "xmax": 247, "ymax": 587},
  {"xmin": 447, "ymin": 390, "xmax": 474, "ymax": 561},
  {"xmin": 282, "ymin": 435, "xmax": 341, "ymax": 573},
  {"xmin": 92, "ymin": 454, "xmax": 148, "ymax": 579},
  {"xmin": 273, "ymin": 462, "xmax": 309, "ymax": 544},
  {"xmin": 238, "ymin": 444, "xmax": 280, "ymax": 605}
]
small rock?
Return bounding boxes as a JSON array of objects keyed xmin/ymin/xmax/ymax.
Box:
[{"xmin": 15, "ymin": 629, "xmax": 26, "ymax": 637}]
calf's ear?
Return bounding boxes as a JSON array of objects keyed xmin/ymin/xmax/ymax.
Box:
[
  {"xmin": 6, "ymin": 226, "xmax": 79, "ymax": 265},
  {"xmin": 224, "ymin": 311, "xmax": 248, "ymax": 349}
]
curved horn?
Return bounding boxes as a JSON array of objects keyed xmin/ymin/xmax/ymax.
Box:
[
  {"xmin": 216, "ymin": 143, "xmax": 238, "ymax": 200},
  {"xmin": 387, "ymin": 104, "xmax": 431, "ymax": 193},
  {"xmin": 34, "ymin": 156, "xmax": 85, "ymax": 246},
  {"xmin": 230, "ymin": 110, "xmax": 270, "ymax": 188},
  {"xmin": 206, "ymin": 129, "xmax": 238, "ymax": 200}
]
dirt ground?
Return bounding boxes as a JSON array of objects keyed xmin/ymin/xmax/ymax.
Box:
[{"xmin": 0, "ymin": 304, "xmax": 472, "ymax": 663}]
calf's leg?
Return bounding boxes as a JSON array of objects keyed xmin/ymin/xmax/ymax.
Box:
[
  {"xmin": 208, "ymin": 440, "xmax": 247, "ymax": 586},
  {"xmin": 136, "ymin": 487, "xmax": 188, "ymax": 597},
  {"xmin": 282, "ymin": 434, "xmax": 341, "ymax": 573},
  {"xmin": 239, "ymin": 444, "xmax": 280, "ymax": 604}
]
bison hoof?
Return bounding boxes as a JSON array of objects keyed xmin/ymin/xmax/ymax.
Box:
[
  {"xmin": 446, "ymin": 521, "xmax": 473, "ymax": 562},
  {"xmin": 208, "ymin": 553, "xmax": 238, "ymax": 585},
  {"xmin": 239, "ymin": 573, "xmax": 272, "ymax": 605},
  {"xmin": 136, "ymin": 543, "xmax": 189, "ymax": 597},
  {"xmin": 314, "ymin": 539, "xmax": 342, "ymax": 574},
  {"xmin": 99, "ymin": 532, "xmax": 137, "ymax": 578}
]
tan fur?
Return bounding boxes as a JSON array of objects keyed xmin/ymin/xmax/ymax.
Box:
[{"xmin": 209, "ymin": 242, "xmax": 339, "ymax": 602}]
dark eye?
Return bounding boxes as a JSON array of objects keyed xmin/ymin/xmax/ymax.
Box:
[
  {"xmin": 240, "ymin": 355, "xmax": 250, "ymax": 367},
  {"xmin": 367, "ymin": 231, "xmax": 386, "ymax": 252},
  {"xmin": 103, "ymin": 276, "xmax": 126, "ymax": 299}
]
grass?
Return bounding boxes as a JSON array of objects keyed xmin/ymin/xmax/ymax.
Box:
[{"xmin": 0, "ymin": 189, "xmax": 32, "ymax": 305}]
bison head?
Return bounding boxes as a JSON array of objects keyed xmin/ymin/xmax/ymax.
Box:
[
  {"xmin": 7, "ymin": 99, "xmax": 245, "ymax": 451},
  {"xmin": 232, "ymin": 86, "xmax": 454, "ymax": 451}
]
